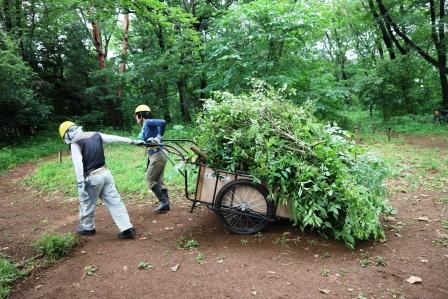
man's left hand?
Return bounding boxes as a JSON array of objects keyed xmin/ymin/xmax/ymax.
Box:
[{"xmin": 131, "ymin": 139, "xmax": 144, "ymax": 146}]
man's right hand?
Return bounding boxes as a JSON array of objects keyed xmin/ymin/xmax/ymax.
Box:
[{"xmin": 146, "ymin": 136, "xmax": 161, "ymax": 145}]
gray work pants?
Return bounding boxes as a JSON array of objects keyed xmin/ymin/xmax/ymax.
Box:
[
  {"xmin": 78, "ymin": 169, "xmax": 133, "ymax": 232},
  {"xmin": 146, "ymin": 149, "xmax": 168, "ymax": 190}
]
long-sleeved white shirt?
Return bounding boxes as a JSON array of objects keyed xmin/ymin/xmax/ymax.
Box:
[{"xmin": 70, "ymin": 132, "xmax": 132, "ymax": 182}]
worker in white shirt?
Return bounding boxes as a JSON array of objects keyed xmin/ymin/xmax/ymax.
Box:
[{"xmin": 59, "ymin": 121, "xmax": 143, "ymax": 239}]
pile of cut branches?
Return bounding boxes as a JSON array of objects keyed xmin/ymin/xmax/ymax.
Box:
[{"xmin": 197, "ymin": 85, "xmax": 391, "ymax": 248}]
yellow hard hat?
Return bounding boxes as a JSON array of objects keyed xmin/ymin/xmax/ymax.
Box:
[
  {"xmin": 59, "ymin": 121, "xmax": 76, "ymax": 138},
  {"xmin": 135, "ymin": 104, "xmax": 151, "ymax": 114}
]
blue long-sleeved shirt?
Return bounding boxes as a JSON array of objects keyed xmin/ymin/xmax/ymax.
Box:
[{"xmin": 138, "ymin": 119, "xmax": 166, "ymax": 155}]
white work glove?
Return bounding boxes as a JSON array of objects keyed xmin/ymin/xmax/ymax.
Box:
[
  {"xmin": 130, "ymin": 139, "xmax": 144, "ymax": 146},
  {"xmin": 76, "ymin": 181, "xmax": 89, "ymax": 197},
  {"xmin": 146, "ymin": 135, "xmax": 161, "ymax": 145}
]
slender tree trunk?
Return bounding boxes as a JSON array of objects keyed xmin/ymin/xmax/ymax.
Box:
[
  {"xmin": 177, "ymin": 76, "xmax": 191, "ymax": 122},
  {"xmin": 376, "ymin": 0, "xmax": 448, "ymax": 107},
  {"xmin": 3, "ymin": 0, "xmax": 13, "ymax": 32},
  {"xmin": 90, "ymin": 19, "xmax": 106, "ymax": 70},
  {"xmin": 14, "ymin": 0, "xmax": 26, "ymax": 60},
  {"xmin": 118, "ymin": 12, "xmax": 129, "ymax": 74},
  {"xmin": 115, "ymin": 12, "xmax": 130, "ymax": 129},
  {"xmin": 432, "ymin": 0, "xmax": 448, "ymax": 107},
  {"xmin": 367, "ymin": 0, "xmax": 396, "ymax": 60},
  {"xmin": 376, "ymin": 39, "xmax": 384, "ymax": 59},
  {"xmin": 117, "ymin": 12, "xmax": 129, "ymax": 111},
  {"xmin": 88, "ymin": 8, "xmax": 123, "ymax": 128},
  {"xmin": 154, "ymin": 23, "xmax": 171, "ymax": 121}
]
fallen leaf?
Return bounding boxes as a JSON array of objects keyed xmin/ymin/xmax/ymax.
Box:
[
  {"xmin": 139, "ymin": 237, "xmax": 147, "ymax": 240},
  {"xmin": 407, "ymin": 276, "xmax": 422, "ymax": 284},
  {"xmin": 347, "ymin": 288, "xmax": 354, "ymax": 292},
  {"xmin": 394, "ymin": 233, "xmax": 402, "ymax": 238},
  {"xmin": 34, "ymin": 285, "xmax": 43, "ymax": 290},
  {"xmin": 419, "ymin": 259, "xmax": 428, "ymax": 263},
  {"xmin": 171, "ymin": 264, "xmax": 179, "ymax": 272},
  {"xmin": 417, "ymin": 216, "xmax": 429, "ymax": 222},
  {"xmin": 319, "ymin": 289, "xmax": 331, "ymax": 294},
  {"xmin": 379, "ymin": 238, "xmax": 387, "ymax": 243},
  {"xmin": 267, "ymin": 271, "xmax": 276, "ymax": 274},
  {"xmin": 123, "ymin": 265, "xmax": 128, "ymax": 272},
  {"xmin": 251, "ymin": 290, "xmax": 257, "ymax": 296},
  {"xmin": 165, "ymin": 227, "xmax": 174, "ymax": 231}
]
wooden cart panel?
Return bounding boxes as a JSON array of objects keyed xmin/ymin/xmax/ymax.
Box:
[{"xmin": 196, "ymin": 165, "xmax": 291, "ymax": 218}]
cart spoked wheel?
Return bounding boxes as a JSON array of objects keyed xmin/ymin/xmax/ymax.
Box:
[{"xmin": 215, "ymin": 179, "xmax": 275, "ymax": 234}]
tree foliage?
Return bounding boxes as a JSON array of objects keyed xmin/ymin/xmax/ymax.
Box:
[
  {"xmin": 0, "ymin": 0, "xmax": 446, "ymax": 137},
  {"xmin": 0, "ymin": 34, "xmax": 49, "ymax": 137}
]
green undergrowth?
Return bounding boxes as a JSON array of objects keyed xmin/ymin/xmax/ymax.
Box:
[
  {"xmin": 365, "ymin": 142, "xmax": 448, "ymax": 192},
  {"xmin": 345, "ymin": 109, "xmax": 448, "ymax": 136},
  {"xmin": 0, "ymin": 133, "xmax": 64, "ymax": 174},
  {"xmin": 0, "ymin": 257, "xmax": 21, "ymax": 299}
]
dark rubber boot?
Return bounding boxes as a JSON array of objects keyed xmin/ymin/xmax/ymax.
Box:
[{"xmin": 152, "ymin": 184, "xmax": 170, "ymax": 213}]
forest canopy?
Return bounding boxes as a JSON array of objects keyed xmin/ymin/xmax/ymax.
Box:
[{"xmin": 0, "ymin": 0, "xmax": 446, "ymax": 139}]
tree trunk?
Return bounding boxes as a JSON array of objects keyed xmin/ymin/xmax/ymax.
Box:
[
  {"xmin": 117, "ymin": 12, "xmax": 129, "ymax": 128},
  {"xmin": 177, "ymin": 76, "xmax": 191, "ymax": 122},
  {"xmin": 90, "ymin": 19, "xmax": 106, "ymax": 70},
  {"xmin": 88, "ymin": 8, "xmax": 123, "ymax": 128},
  {"xmin": 118, "ymin": 12, "xmax": 129, "ymax": 74},
  {"xmin": 154, "ymin": 22, "xmax": 171, "ymax": 121},
  {"xmin": 431, "ymin": 0, "xmax": 448, "ymax": 108},
  {"xmin": 3, "ymin": 0, "xmax": 13, "ymax": 32},
  {"xmin": 367, "ymin": 0, "xmax": 395, "ymax": 60},
  {"xmin": 377, "ymin": 0, "xmax": 448, "ymax": 107}
]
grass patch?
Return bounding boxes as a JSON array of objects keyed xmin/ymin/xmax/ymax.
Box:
[
  {"xmin": 0, "ymin": 133, "xmax": 64, "ymax": 174},
  {"xmin": 0, "ymin": 257, "xmax": 21, "ymax": 299},
  {"xmin": 345, "ymin": 109, "xmax": 448, "ymax": 136},
  {"xmin": 176, "ymin": 235, "xmax": 200, "ymax": 250},
  {"xmin": 32, "ymin": 232, "xmax": 78, "ymax": 261},
  {"xmin": 365, "ymin": 141, "xmax": 448, "ymax": 192}
]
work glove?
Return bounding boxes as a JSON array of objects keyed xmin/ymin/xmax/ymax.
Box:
[
  {"xmin": 77, "ymin": 181, "xmax": 89, "ymax": 198},
  {"xmin": 131, "ymin": 139, "xmax": 144, "ymax": 146},
  {"xmin": 146, "ymin": 136, "xmax": 161, "ymax": 145}
]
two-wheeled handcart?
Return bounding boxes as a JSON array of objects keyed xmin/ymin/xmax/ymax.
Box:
[{"xmin": 144, "ymin": 139, "xmax": 291, "ymax": 235}]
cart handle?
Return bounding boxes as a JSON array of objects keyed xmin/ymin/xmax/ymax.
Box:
[{"xmin": 190, "ymin": 145, "xmax": 207, "ymax": 159}]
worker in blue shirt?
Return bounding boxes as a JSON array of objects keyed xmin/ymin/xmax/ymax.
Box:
[{"xmin": 134, "ymin": 104, "xmax": 170, "ymax": 213}]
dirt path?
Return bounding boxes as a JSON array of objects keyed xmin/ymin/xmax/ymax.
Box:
[{"xmin": 1, "ymin": 139, "xmax": 448, "ymax": 299}]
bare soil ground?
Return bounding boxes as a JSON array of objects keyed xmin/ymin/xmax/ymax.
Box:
[{"xmin": 1, "ymin": 136, "xmax": 448, "ymax": 299}]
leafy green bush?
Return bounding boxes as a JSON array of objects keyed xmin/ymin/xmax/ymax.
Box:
[
  {"xmin": 32, "ymin": 233, "xmax": 78, "ymax": 261},
  {"xmin": 197, "ymin": 85, "xmax": 391, "ymax": 248},
  {"xmin": 0, "ymin": 257, "xmax": 21, "ymax": 299}
]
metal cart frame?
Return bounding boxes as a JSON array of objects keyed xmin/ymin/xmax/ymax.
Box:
[{"xmin": 145, "ymin": 139, "xmax": 291, "ymax": 234}]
